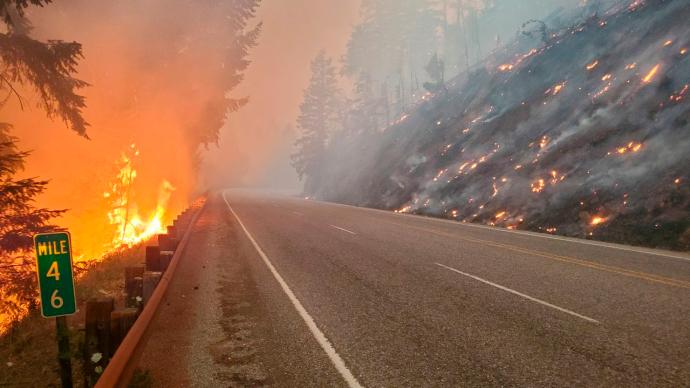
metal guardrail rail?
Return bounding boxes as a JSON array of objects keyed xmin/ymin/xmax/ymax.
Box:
[{"xmin": 95, "ymin": 198, "xmax": 207, "ymax": 387}]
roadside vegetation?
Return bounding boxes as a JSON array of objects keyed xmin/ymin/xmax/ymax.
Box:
[{"xmin": 0, "ymin": 244, "xmax": 144, "ymax": 387}]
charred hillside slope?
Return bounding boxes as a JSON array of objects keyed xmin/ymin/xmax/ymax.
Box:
[{"xmin": 315, "ymin": 0, "xmax": 690, "ymax": 251}]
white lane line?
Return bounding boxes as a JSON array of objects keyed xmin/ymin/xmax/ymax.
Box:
[
  {"xmin": 329, "ymin": 225, "xmax": 357, "ymax": 235},
  {"xmin": 222, "ymin": 192, "xmax": 363, "ymax": 388},
  {"xmin": 435, "ymin": 263, "xmax": 600, "ymax": 324}
]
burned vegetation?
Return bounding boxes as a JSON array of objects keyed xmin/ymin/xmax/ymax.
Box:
[{"xmin": 313, "ymin": 0, "xmax": 690, "ymax": 251}]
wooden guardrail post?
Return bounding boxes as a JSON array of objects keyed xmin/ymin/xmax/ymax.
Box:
[
  {"xmin": 145, "ymin": 246, "xmax": 161, "ymax": 272},
  {"xmin": 142, "ymin": 271, "xmax": 162, "ymax": 306},
  {"xmin": 167, "ymin": 225, "xmax": 178, "ymax": 239},
  {"xmin": 124, "ymin": 266, "xmax": 144, "ymax": 309},
  {"xmin": 84, "ymin": 297, "xmax": 115, "ymax": 387},
  {"xmin": 158, "ymin": 233, "xmax": 178, "ymax": 252},
  {"xmin": 159, "ymin": 251, "xmax": 174, "ymax": 272},
  {"xmin": 110, "ymin": 308, "xmax": 138, "ymax": 354}
]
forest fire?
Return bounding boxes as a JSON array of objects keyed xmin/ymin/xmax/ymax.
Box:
[
  {"xmin": 104, "ymin": 145, "xmax": 175, "ymax": 251},
  {"xmin": 311, "ymin": 0, "xmax": 690, "ymax": 254}
]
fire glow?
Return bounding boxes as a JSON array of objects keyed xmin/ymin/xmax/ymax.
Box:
[
  {"xmin": 642, "ymin": 64, "xmax": 661, "ymax": 83},
  {"xmin": 608, "ymin": 141, "xmax": 643, "ymax": 156},
  {"xmin": 590, "ymin": 216, "xmax": 609, "ymax": 226},
  {"xmin": 104, "ymin": 145, "xmax": 175, "ymax": 250}
]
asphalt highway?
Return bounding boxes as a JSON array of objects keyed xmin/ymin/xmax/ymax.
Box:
[{"xmin": 138, "ymin": 190, "xmax": 690, "ymax": 387}]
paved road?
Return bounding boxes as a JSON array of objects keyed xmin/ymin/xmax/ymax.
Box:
[{"xmin": 139, "ymin": 190, "xmax": 690, "ymax": 387}]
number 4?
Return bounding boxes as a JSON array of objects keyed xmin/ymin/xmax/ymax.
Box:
[{"xmin": 47, "ymin": 261, "xmax": 61, "ymax": 281}]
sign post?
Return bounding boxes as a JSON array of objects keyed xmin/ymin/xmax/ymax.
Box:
[{"xmin": 34, "ymin": 232, "xmax": 77, "ymax": 388}]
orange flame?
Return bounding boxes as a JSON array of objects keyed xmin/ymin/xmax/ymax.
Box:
[
  {"xmin": 590, "ymin": 216, "xmax": 608, "ymax": 226},
  {"xmin": 642, "ymin": 64, "xmax": 661, "ymax": 83},
  {"xmin": 105, "ymin": 145, "xmax": 175, "ymax": 250}
]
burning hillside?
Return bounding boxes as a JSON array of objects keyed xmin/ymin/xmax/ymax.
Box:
[{"xmin": 313, "ymin": 0, "xmax": 690, "ymax": 250}]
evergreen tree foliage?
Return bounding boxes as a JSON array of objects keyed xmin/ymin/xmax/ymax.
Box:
[
  {"xmin": 291, "ymin": 51, "xmax": 342, "ymax": 192},
  {"xmin": 0, "ymin": 0, "xmax": 83, "ymax": 330},
  {"xmin": 0, "ymin": 123, "xmax": 65, "ymax": 325},
  {"xmin": 343, "ymin": 0, "xmax": 442, "ymax": 118},
  {"xmin": 186, "ymin": 0, "xmax": 262, "ymax": 152},
  {"xmin": 1, "ymin": 0, "xmax": 89, "ymax": 137}
]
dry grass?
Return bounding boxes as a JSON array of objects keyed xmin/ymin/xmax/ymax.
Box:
[{"xmin": 0, "ymin": 243, "xmax": 147, "ymax": 387}]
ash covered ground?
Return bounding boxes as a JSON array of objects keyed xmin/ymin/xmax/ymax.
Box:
[{"xmin": 314, "ymin": 0, "xmax": 690, "ymax": 251}]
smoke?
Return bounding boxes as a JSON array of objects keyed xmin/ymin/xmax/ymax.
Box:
[
  {"xmin": 198, "ymin": 0, "xmax": 360, "ymax": 192},
  {"xmin": 314, "ymin": 0, "xmax": 690, "ymax": 249},
  {"xmin": 5, "ymin": 0, "xmax": 259, "ymax": 258}
]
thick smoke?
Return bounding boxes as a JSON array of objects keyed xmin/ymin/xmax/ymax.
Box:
[
  {"xmin": 315, "ymin": 0, "xmax": 690, "ymax": 250},
  {"xmin": 7, "ymin": 0, "xmax": 258, "ymax": 257}
]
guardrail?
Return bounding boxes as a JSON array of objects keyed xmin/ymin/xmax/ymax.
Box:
[{"xmin": 81, "ymin": 197, "xmax": 207, "ymax": 387}]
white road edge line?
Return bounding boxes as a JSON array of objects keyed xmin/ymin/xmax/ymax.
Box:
[
  {"xmin": 330, "ymin": 225, "xmax": 357, "ymax": 235},
  {"xmin": 308, "ymin": 198, "xmax": 690, "ymax": 263},
  {"xmin": 435, "ymin": 263, "xmax": 600, "ymax": 324},
  {"xmin": 222, "ymin": 192, "xmax": 364, "ymax": 388}
]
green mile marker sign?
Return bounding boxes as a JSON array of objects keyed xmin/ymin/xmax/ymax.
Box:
[{"xmin": 34, "ymin": 232, "xmax": 77, "ymax": 318}]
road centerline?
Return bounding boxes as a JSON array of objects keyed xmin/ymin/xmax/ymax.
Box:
[
  {"xmin": 310, "ymin": 198, "xmax": 690, "ymax": 262},
  {"xmin": 435, "ymin": 263, "xmax": 600, "ymax": 324},
  {"xmin": 330, "ymin": 225, "xmax": 357, "ymax": 235},
  {"xmin": 383, "ymin": 220, "xmax": 690, "ymax": 290},
  {"xmin": 222, "ymin": 192, "xmax": 364, "ymax": 388}
]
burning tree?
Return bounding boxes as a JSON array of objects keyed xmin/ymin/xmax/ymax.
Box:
[{"xmin": 0, "ymin": 0, "xmax": 87, "ymax": 333}]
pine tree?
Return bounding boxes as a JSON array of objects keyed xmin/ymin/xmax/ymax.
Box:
[
  {"xmin": 184, "ymin": 0, "xmax": 262, "ymax": 158},
  {"xmin": 291, "ymin": 51, "xmax": 342, "ymax": 193},
  {"xmin": 0, "ymin": 124, "xmax": 65, "ymax": 328},
  {"xmin": 343, "ymin": 0, "xmax": 442, "ymax": 118},
  {"xmin": 1, "ymin": 0, "xmax": 89, "ymax": 136},
  {"xmin": 423, "ymin": 52, "xmax": 445, "ymax": 92},
  {"xmin": 0, "ymin": 0, "xmax": 86, "ymax": 331},
  {"xmin": 343, "ymin": 71, "xmax": 380, "ymax": 135}
]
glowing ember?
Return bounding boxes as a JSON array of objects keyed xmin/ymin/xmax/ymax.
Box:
[
  {"xmin": 601, "ymin": 74, "xmax": 612, "ymax": 81},
  {"xmin": 498, "ymin": 64, "xmax": 514, "ymax": 72},
  {"xmin": 628, "ymin": 0, "xmax": 645, "ymax": 11},
  {"xmin": 586, "ymin": 60, "xmax": 599, "ymax": 71},
  {"xmin": 642, "ymin": 64, "xmax": 661, "ymax": 83},
  {"xmin": 608, "ymin": 141, "xmax": 643, "ymax": 156},
  {"xmin": 531, "ymin": 179, "xmax": 546, "ymax": 193},
  {"xmin": 681, "ymin": 48, "xmax": 688, "ymax": 55},
  {"xmin": 539, "ymin": 136, "xmax": 550, "ymax": 149},
  {"xmin": 433, "ymin": 168, "xmax": 448, "ymax": 182},
  {"xmin": 395, "ymin": 205, "xmax": 413, "ymax": 214},
  {"xmin": 546, "ymin": 81, "xmax": 567, "ymax": 96},
  {"xmin": 663, "ymin": 40, "xmax": 673, "ymax": 47},
  {"xmin": 590, "ymin": 216, "xmax": 609, "ymax": 226},
  {"xmin": 675, "ymin": 178, "xmax": 681, "ymax": 184},
  {"xmin": 625, "ymin": 63, "xmax": 637, "ymax": 70},
  {"xmin": 669, "ymin": 84, "xmax": 688, "ymax": 103}
]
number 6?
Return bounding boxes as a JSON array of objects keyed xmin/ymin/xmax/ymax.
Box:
[{"xmin": 50, "ymin": 289, "xmax": 64, "ymax": 309}]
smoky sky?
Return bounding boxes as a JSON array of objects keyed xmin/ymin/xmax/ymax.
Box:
[{"xmin": 199, "ymin": 0, "xmax": 361, "ymax": 191}]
